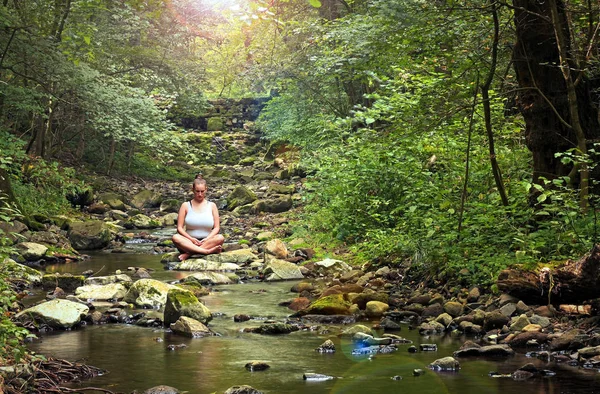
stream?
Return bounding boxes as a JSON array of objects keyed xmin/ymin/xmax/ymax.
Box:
[{"xmin": 27, "ymin": 249, "xmax": 600, "ymax": 393}]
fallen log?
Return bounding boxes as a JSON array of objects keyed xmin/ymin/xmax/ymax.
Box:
[{"xmin": 497, "ymin": 244, "xmax": 600, "ymax": 305}]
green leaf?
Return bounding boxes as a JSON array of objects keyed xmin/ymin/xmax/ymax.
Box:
[
  {"xmin": 365, "ymin": 117, "xmax": 376, "ymax": 125},
  {"xmin": 308, "ymin": 0, "xmax": 322, "ymax": 8}
]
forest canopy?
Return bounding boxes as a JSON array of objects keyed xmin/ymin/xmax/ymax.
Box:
[{"xmin": 1, "ymin": 0, "xmax": 600, "ymax": 285}]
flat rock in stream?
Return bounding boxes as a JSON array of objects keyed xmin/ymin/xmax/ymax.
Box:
[
  {"xmin": 182, "ymin": 272, "xmax": 238, "ymax": 285},
  {"xmin": 75, "ymin": 283, "xmax": 129, "ymax": 301},
  {"xmin": 224, "ymin": 385, "xmax": 264, "ymax": 394},
  {"xmin": 170, "ymin": 259, "xmax": 241, "ymax": 271},
  {"xmin": 143, "ymin": 385, "xmax": 180, "ymax": 394},
  {"xmin": 16, "ymin": 299, "xmax": 89, "ymax": 329},
  {"xmin": 123, "ymin": 279, "xmax": 180, "ymax": 309},
  {"xmin": 262, "ymin": 259, "xmax": 304, "ymax": 281}
]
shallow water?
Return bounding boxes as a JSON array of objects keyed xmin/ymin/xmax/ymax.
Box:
[{"xmin": 28, "ymin": 252, "xmax": 600, "ymax": 393}]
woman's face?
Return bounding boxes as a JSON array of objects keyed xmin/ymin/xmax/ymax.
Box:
[{"xmin": 193, "ymin": 184, "xmax": 207, "ymax": 200}]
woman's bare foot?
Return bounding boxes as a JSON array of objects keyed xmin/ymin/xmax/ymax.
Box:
[
  {"xmin": 178, "ymin": 253, "xmax": 191, "ymax": 261},
  {"xmin": 206, "ymin": 245, "xmax": 222, "ymax": 255}
]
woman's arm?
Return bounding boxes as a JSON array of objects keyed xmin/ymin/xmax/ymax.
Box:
[{"xmin": 203, "ymin": 202, "xmax": 221, "ymax": 240}]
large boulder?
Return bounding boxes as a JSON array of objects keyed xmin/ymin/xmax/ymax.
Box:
[
  {"xmin": 127, "ymin": 214, "xmax": 160, "ymax": 229},
  {"xmin": 68, "ymin": 220, "xmax": 112, "ymax": 250},
  {"xmin": 265, "ymin": 239, "xmax": 288, "ymax": 259},
  {"xmin": 227, "ymin": 186, "xmax": 257, "ymax": 210},
  {"xmin": 1, "ymin": 258, "xmax": 42, "ymax": 284},
  {"xmin": 170, "ymin": 316, "xmax": 212, "ymax": 338},
  {"xmin": 301, "ymin": 294, "xmax": 352, "ymax": 315},
  {"xmin": 75, "ymin": 283, "xmax": 129, "ymax": 301},
  {"xmin": 124, "ymin": 279, "xmax": 180, "ymax": 309},
  {"xmin": 263, "ymin": 259, "xmax": 303, "ymax": 281},
  {"xmin": 15, "ymin": 242, "xmax": 48, "ymax": 261},
  {"xmin": 208, "ymin": 249, "xmax": 258, "ymax": 264},
  {"xmin": 16, "ymin": 299, "xmax": 88, "ymax": 329},
  {"xmin": 131, "ymin": 190, "xmax": 162, "ymax": 209},
  {"xmin": 163, "ymin": 288, "xmax": 212, "ymax": 325},
  {"xmin": 313, "ymin": 259, "xmax": 352, "ymax": 276},
  {"xmin": 253, "ymin": 197, "xmax": 293, "ymax": 213},
  {"xmin": 0, "ymin": 220, "xmax": 28, "ymax": 244}
]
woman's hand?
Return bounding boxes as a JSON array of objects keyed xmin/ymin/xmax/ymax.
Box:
[{"xmin": 190, "ymin": 238, "xmax": 202, "ymax": 246}]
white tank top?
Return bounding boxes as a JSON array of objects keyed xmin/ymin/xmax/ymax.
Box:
[{"xmin": 184, "ymin": 201, "xmax": 214, "ymax": 238}]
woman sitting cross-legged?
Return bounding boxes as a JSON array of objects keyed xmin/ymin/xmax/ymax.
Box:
[{"xmin": 172, "ymin": 177, "xmax": 225, "ymax": 261}]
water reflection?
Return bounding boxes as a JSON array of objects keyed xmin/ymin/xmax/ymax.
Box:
[{"xmin": 26, "ymin": 254, "xmax": 600, "ymax": 393}]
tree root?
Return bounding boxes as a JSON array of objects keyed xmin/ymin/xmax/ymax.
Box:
[{"xmin": 2, "ymin": 357, "xmax": 118, "ymax": 394}]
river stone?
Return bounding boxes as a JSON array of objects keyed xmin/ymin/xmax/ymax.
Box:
[
  {"xmin": 163, "ymin": 288, "xmax": 212, "ymax": 325},
  {"xmin": 143, "ymin": 385, "xmax": 180, "ymax": 394},
  {"xmin": 16, "ymin": 299, "xmax": 89, "ymax": 329},
  {"xmin": 123, "ymin": 279, "xmax": 180, "ymax": 309},
  {"xmin": 365, "ymin": 301, "xmax": 389, "ymax": 317},
  {"xmin": 16, "ymin": 242, "xmax": 48, "ymax": 260},
  {"xmin": 42, "ymin": 273, "xmax": 85, "ymax": 292},
  {"xmin": 85, "ymin": 274, "xmax": 132, "ymax": 286},
  {"xmin": 171, "ymin": 259, "xmax": 240, "ymax": 271},
  {"xmin": 245, "ymin": 361, "xmax": 270, "ymax": 371},
  {"xmin": 131, "ymin": 190, "xmax": 162, "ymax": 209},
  {"xmin": 227, "ymin": 186, "xmax": 257, "ymax": 210},
  {"xmin": 443, "ymin": 301, "xmax": 464, "ymax": 317},
  {"xmin": 454, "ymin": 344, "xmax": 514, "ymax": 358},
  {"xmin": 160, "ymin": 199, "xmax": 180, "ymax": 213},
  {"xmin": 183, "ymin": 272, "xmax": 237, "ymax": 285},
  {"xmin": 347, "ymin": 291, "xmax": 388, "ymax": 309},
  {"xmin": 2, "ymin": 258, "xmax": 42, "ymax": 284},
  {"xmin": 313, "ymin": 258, "xmax": 352, "ymax": 276},
  {"xmin": 160, "ymin": 212, "xmax": 179, "ymax": 226},
  {"xmin": 302, "ymin": 294, "xmax": 352, "ymax": 315},
  {"xmin": 206, "ymin": 248, "xmax": 258, "ymax": 264},
  {"xmin": 252, "ymin": 322, "xmax": 299, "ymax": 335},
  {"xmin": 379, "ymin": 317, "xmax": 402, "ymax": 331},
  {"xmin": 435, "ymin": 313, "xmax": 454, "ymax": 327},
  {"xmin": 578, "ymin": 345, "xmax": 600, "ymax": 359},
  {"xmin": 500, "ymin": 302, "xmax": 517, "ymax": 317},
  {"xmin": 316, "ymin": 339, "xmax": 336, "ymax": 353},
  {"xmin": 268, "ymin": 183, "xmax": 294, "ymax": 195},
  {"xmin": 510, "ymin": 314, "xmax": 531, "ymax": 332},
  {"xmin": 550, "ymin": 328, "xmax": 584, "ymax": 351},
  {"xmin": 263, "ymin": 259, "xmax": 303, "ymax": 281},
  {"xmin": 471, "ymin": 308, "xmax": 486, "ymax": 326},
  {"xmin": 253, "ymin": 196, "xmax": 293, "ymax": 213},
  {"xmin": 467, "ymin": 287, "xmax": 480, "ymax": 302},
  {"xmin": 422, "ymin": 303, "xmax": 444, "ymax": 318},
  {"xmin": 68, "ymin": 220, "xmax": 112, "ymax": 250},
  {"xmin": 483, "ymin": 311, "xmax": 509, "ymax": 331},
  {"xmin": 170, "ymin": 316, "xmax": 212, "ymax": 338},
  {"xmin": 223, "ymin": 385, "xmax": 263, "ymax": 394},
  {"xmin": 522, "ymin": 324, "xmax": 542, "ymax": 332},
  {"xmin": 341, "ymin": 324, "xmax": 375, "ymax": 337},
  {"xmin": 109, "ymin": 210, "xmax": 128, "ymax": 221},
  {"xmin": 75, "ymin": 283, "xmax": 128, "ymax": 301},
  {"xmin": 265, "ymin": 239, "xmax": 288, "ymax": 259},
  {"xmin": 353, "ymin": 332, "xmax": 392, "ymax": 346},
  {"xmin": 0, "ymin": 219, "xmax": 28, "ymax": 243},
  {"xmin": 256, "ymin": 231, "xmax": 274, "ymax": 241},
  {"xmin": 429, "ymin": 356, "xmax": 460, "ymax": 371},
  {"xmin": 128, "ymin": 214, "xmax": 159, "ymax": 229},
  {"xmin": 529, "ymin": 314, "xmax": 551, "ymax": 328},
  {"xmin": 418, "ymin": 321, "xmax": 446, "ymax": 334}
]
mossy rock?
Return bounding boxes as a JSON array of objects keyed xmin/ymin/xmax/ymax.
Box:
[
  {"xmin": 163, "ymin": 288, "xmax": 212, "ymax": 326},
  {"xmin": 42, "ymin": 273, "xmax": 85, "ymax": 292},
  {"xmin": 207, "ymin": 117, "xmax": 224, "ymax": 131},
  {"xmin": 227, "ymin": 186, "xmax": 257, "ymax": 210},
  {"xmin": 268, "ymin": 183, "xmax": 295, "ymax": 195},
  {"xmin": 1, "ymin": 257, "xmax": 42, "ymax": 285},
  {"xmin": 302, "ymin": 294, "xmax": 352, "ymax": 316},
  {"xmin": 67, "ymin": 220, "xmax": 112, "ymax": 250},
  {"xmin": 131, "ymin": 190, "xmax": 163, "ymax": 209}
]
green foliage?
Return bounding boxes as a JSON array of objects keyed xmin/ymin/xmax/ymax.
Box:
[{"xmin": 0, "ymin": 197, "xmax": 33, "ymax": 365}]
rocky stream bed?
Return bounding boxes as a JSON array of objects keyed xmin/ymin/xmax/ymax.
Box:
[{"xmin": 3, "ymin": 139, "xmax": 600, "ymax": 393}]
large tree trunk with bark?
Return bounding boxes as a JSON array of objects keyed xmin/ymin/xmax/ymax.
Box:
[
  {"xmin": 497, "ymin": 244, "xmax": 600, "ymax": 305},
  {"xmin": 512, "ymin": 0, "xmax": 600, "ymax": 195}
]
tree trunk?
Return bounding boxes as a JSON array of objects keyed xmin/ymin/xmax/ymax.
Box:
[
  {"xmin": 497, "ymin": 244, "xmax": 600, "ymax": 305},
  {"xmin": 511, "ymin": 0, "xmax": 600, "ymax": 199}
]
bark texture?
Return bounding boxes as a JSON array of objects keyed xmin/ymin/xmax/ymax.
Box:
[
  {"xmin": 512, "ymin": 0, "xmax": 600, "ymax": 189},
  {"xmin": 497, "ymin": 244, "xmax": 600, "ymax": 304}
]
